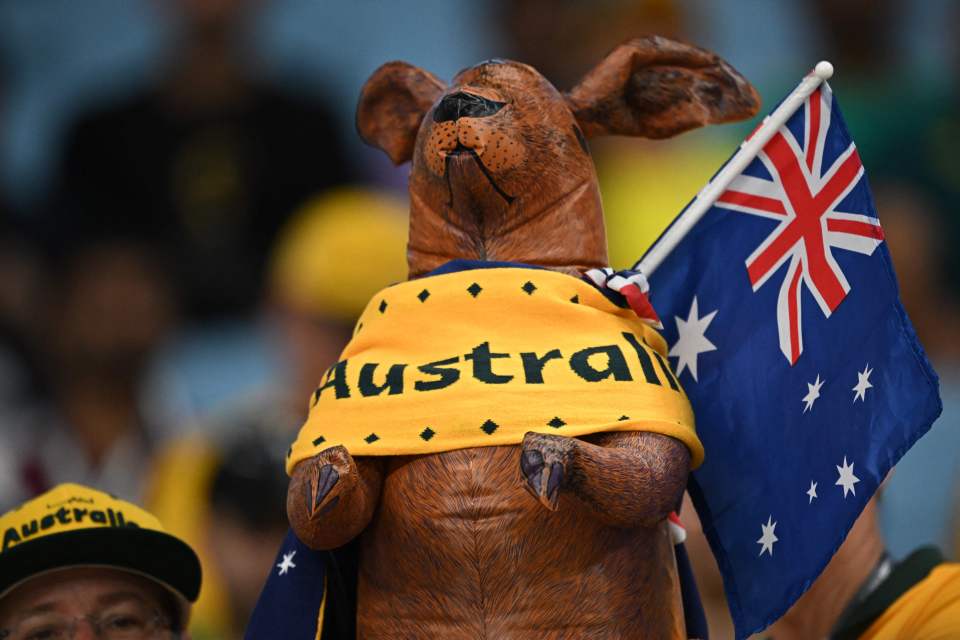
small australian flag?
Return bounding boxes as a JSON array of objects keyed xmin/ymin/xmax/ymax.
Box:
[{"xmin": 641, "ymin": 71, "xmax": 942, "ymax": 637}]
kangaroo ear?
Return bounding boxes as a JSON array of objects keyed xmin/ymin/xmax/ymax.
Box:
[
  {"xmin": 356, "ymin": 61, "xmax": 446, "ymax": 165},
  {"xmin": 566, "ymin": 36, "xmax": 760, "ymax": 140}
]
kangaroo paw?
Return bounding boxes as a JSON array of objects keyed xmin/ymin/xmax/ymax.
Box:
[
  {"xmin": 288, "ymin": 445, "xmax": 365, "ymax": 549},
  {"xmin": 520, "ymin": 432, "xmax": 575, "ymax": 511},
  {"xmin": 300, "ymin": 445, "xmax": 356, "ymax": 520}
]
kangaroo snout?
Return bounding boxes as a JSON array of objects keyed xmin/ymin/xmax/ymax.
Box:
[{"xmin": 433, "ymin": 91, "xmax": 506, "ymax": 123}]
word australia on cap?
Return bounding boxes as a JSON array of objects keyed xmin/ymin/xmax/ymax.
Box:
[{"xmin": 3, "ymin": 499, "xmax": 141, "ymax": 552}]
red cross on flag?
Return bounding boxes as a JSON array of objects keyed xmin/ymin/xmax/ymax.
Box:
[{"xmin": 715, "ymin": 84, "xmax": 884, "ymax": 364}]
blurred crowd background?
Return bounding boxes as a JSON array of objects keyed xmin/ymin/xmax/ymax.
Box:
[{"xmin": 0, "ymin": 0, "xmax": 956, "ymax": 637}]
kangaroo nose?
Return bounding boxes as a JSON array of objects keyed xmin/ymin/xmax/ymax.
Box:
[{"xmin": 433, "ymin": 91, "xmax": 506, "ymax": 123}]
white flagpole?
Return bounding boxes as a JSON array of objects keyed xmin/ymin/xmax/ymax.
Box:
[{"xmin": 636, "ymin": 61, "xmax": 834, "ymax": 276}]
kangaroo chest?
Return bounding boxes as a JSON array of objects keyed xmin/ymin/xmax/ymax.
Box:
[{"xmin": 355, "ymin": 445, "xmax": 685, "ymax": 639}]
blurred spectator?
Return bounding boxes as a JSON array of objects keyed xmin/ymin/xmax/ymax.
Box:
[
  {"xmin": 207, "ymin": 427, "xmax": 292, "ymax": 631},
  {"xmin": 148, "ymin": 423, "xmax": 290, "ymax": 639},
  {"xmin": 145, "ymin": 186, "xmax": 407, "ymax": 637},
  {"xmin": 48, "ymin": 0, "xmax": 352, "ymax": 321},
  {"xmin": 0, "ymin": 239, "xmax": 176, "ymax": 510},
  {"xmin": 142, "ymin": 186, "xmax": 409, "ymax": 427},
  {"xmin": 266, "ymin": 187, "xmax": 409, "ymax": 407},
  {"xmin": 0, "ymin": 45, "xmax": 45, "ymax": 507},
  {"xmin": 873, "ymin": 184, "xmax": 960, "ymax": 560},
  {"xmin": 0, "ymin": 53, "xmax": 40, "ymax": 373},
  {"xmin": 0, "ymin": 113, "xmax": 43, "ymax": 429},
  {"xmin": 875, "ymin": 184, "xmax": 960, "ymax": 363},
  {"xmin": 0, "ymin": 215, "xmax": 46, "ymax": 509}
]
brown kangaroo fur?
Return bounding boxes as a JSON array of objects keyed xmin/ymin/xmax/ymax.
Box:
[{"xmin": 288, "ymin": 36, "xmax": 759, "ymax": 638}]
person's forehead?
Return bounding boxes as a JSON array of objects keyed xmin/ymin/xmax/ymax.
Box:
[{"xmin": 0, "ymin": 567, "xmax": 162, "ymax": 620}]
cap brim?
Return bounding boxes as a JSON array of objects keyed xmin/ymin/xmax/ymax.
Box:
[{"xmin": 0, "ymin": 527, "xmax": 201, "ymax": 616}]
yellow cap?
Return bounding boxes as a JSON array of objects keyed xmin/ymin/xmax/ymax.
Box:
[
  {"xmin": 270, "ymin": 186, "xmax": 409, "ymax": 321},
  {"xmin": 0, "ymin": 484, "xmax": 201, "ymax": 629}
]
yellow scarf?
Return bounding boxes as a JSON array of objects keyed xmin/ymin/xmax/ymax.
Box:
[{"xmin": 286, "ymin": 267, "xmax": 702, "ymax": 474}]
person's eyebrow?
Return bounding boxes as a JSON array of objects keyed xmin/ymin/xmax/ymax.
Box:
[
  {"xmin": 20, "ymin": 602, "xmax": 59, "ymax": 615},
  {"xmin": 96, "ymin": 590, "xmax": 151, "ymax": 608},
  {"xmin": 5, "ymin": 601, "xmax": 60, "ymax": 625}
]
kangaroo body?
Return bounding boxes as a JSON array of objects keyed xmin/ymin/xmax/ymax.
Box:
[{"xmin": 287, "ymin": 36, "xmax": 759, "ymax": 638}]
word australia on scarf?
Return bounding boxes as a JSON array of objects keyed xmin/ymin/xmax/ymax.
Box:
[
  {"xmin": 639, "ymin": 66, "xmax": 941, "ymax": 639},
  {"xmin": 287, "ymin": 267, "xmax": 702, "ymax": 472},
  {"xmin": 314, "ymin": 334, "xmax": 676, "ymax": 398}
]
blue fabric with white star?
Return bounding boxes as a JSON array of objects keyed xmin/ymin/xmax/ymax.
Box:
[
  {"xmin": 245, "ymin": 530, "xmax": 327, "ymax": 639},
  {"xmin": 643, "ymin": 92, "xmax": 942, "ymax": 637}
]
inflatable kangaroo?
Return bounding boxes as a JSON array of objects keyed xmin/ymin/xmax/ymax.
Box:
[{"xmin": 286, "ymin": 36, "xmax": 758, "ymax": 638}]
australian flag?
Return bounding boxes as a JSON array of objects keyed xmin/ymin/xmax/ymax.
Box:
[{"xmin": 642, "ymin": 73, "xmax": 942, "ymax": 637}]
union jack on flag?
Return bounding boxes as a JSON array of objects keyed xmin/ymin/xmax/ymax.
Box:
[
  {"xmin": 641, "ymin": 68, "xmax": 941, "ymax": 638},
  {"xmin": 716, "ymin": 84, "xmax": 884, "ymax": 364}
]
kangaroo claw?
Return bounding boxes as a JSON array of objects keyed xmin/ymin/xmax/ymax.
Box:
[{"xmin": 520, "ymin": 432, "xmax": 575, "ymax": 511}]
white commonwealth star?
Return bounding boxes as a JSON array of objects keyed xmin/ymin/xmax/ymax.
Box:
[
  {"xmin": 852, "ymin": 364, "xmax": 874, "ymax": 402},
  {"xmin": 669, "ymin": 297, "xmax": 718, "ymax": 382},
  {"xmin": 757, "ymin": 515, "xmax": 778, "ymax": 557},
  {"xmin": 836, "ymin": 457, "xmax": 860, "ymax": 498},
  {"xmin": 277, "ymin": 550, "xmax": 297, "ymax": 576},
  {"xmin": 806, "ymin": 481, "xmax": 818, "ymax": 503},
  {"xmin": 802, "ymin": 374, "xmax": 825, "ymax": 413}
]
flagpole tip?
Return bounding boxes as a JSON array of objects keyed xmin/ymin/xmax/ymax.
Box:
[{"xmin": 814, "ymin": 61, "xmax": 834, "ymax": 80}]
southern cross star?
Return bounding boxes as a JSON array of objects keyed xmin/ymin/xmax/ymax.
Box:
[
  {"xmin": 802, "ymin": 374, "xmax": 825, "ymax": 413},
  {"xmin": 836, "ymin": 457, "xmax": 860, "ymax": 498},
  {"xmin": 277, "ymin": 550, "xmax": 297, "ymax": 576},
  {"xmin": 757, "ymin": 515, "xmax": 778, "ymax": 557},
  {"xmin": 669, "ymin": 296, "xmax": 718, "ymax": 382},
  {"xmin": 806, "ymin": 480, "xmax": 818, "ymax": 503},
  {"xmin": 852, "ymin": 364, "xmax": 874, "ymax": 402}
]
